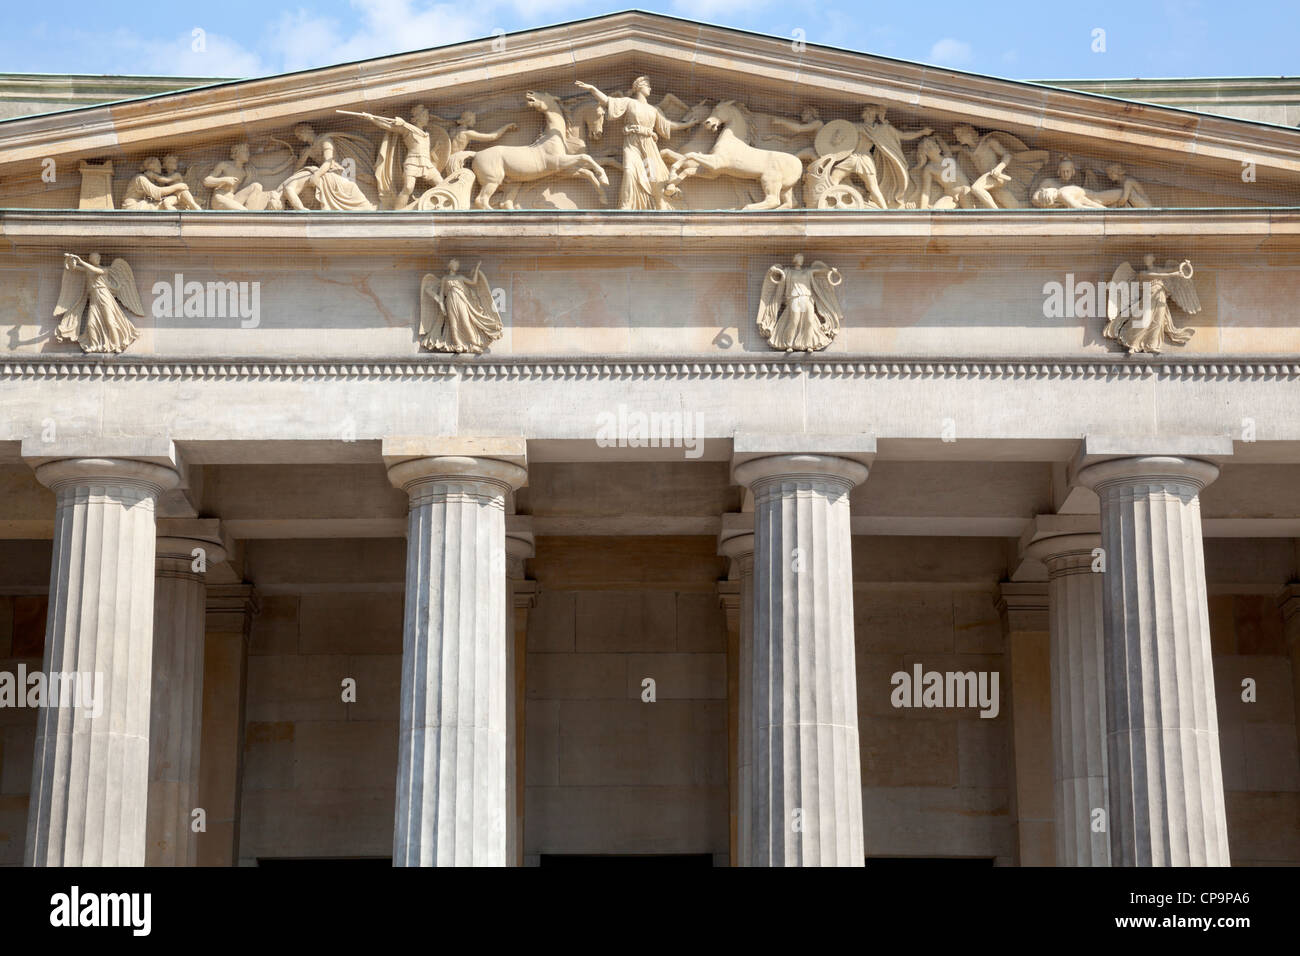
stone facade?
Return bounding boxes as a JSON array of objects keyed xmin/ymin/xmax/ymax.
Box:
[{"xmin": 0, "ymin": 13, "xmax": 1298, "ymax": 866}]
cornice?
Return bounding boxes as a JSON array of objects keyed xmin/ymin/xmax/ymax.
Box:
[
  {"xmin": 1, "ymin": 354, "xmax": 1297, "ymax": 383},
  {"xmin": 1, "ymin": 207, "xmax": 1298, "ymax": 254}
]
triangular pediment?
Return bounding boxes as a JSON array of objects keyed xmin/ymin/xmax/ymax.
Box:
[{"xmin": 3, "ymin": 11, "xmax": 1300, "ymax": 212}]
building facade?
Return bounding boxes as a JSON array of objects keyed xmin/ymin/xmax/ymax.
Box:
[{"xmin": 0, "ymin": 12, "xmax": 1298, "ymax": 866}]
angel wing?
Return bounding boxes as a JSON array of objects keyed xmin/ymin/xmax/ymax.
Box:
[
  {"xmin": 1104, "ymin": 260, "xmax": 1138, "ymax": 338},
  {"xmin": 417, "ymin": 272, "xmax": 445, "ymax": 340},
  {"xmin": 469, "ymin": 267, "xmax": 501, "ymax": 323},
  {"xmin": 1163, "ymin": 261, "xmax": 1201, "ymax": 315},
  {"xmin": 105, "ymin": 259, "xmax": 145, "ymax": 316},
  {"xmin": 53, "ymin": 262, "xmax": 88, "ymax": 342},
  {"xmin": 810, "ymin": 262, "xmax": 844, "ymax": 334},
  {"xmin": 755, "ymin": 268, "xmax": 786, "ymax": 341}
]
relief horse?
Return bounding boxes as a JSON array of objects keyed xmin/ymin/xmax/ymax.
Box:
[
  {"xmin": 665, "ymin": 100, "xmax": 803, "ymax": 210},
  {"xmin": 471, "ymin": 91, "xmax": 609, "ymax": 209}
]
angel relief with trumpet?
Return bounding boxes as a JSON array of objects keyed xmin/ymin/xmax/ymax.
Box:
[
  {"xmin": 1104, "ymin": 256, "xmax": 1201, "ymax": 354},
  {"xmin": 418, "ymin": 259, "xmax": 503, "ymax": 354},
  {"xmin": 756, "ymin": 254, "xmax": 845, "ymax": 352},
  {"xmin": 53, "ymin": 252, "xmax": 146, "ymax": 354}
]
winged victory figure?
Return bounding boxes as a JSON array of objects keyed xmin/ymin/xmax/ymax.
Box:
[
  {"xmin": 756, "ymin": 254, "xmax": 845, "ymax": 352},
  {"xmin": 1104, "ymin": 255, "xmax": 1200, "ymax": 354},
  {"xmin": 418, "ymin": 259, "xmax": 503, "ymax": 353},
  {"xmin": 54, "ymin": 252, "xmax": 146, "ymax": 354}
]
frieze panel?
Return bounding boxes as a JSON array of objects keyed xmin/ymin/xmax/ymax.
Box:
[{"xmin": 5, "ymin": 70, "xmax": 1288, "ymax": 213}]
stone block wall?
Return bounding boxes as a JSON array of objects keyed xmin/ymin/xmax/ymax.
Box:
[
  {"xmin": 854, "ymin": 584, "xmax": 1015, "ymax": 864},
  {"xmin": 236, "ymin": 589, "xmax": 401, "ymax": 863},
  {"xmin": 524, "ymin": 536, "xmax": 729, "ymax": 864}
]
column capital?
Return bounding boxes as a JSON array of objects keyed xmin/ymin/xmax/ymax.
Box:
[
  {"xmin": 718, "ymin": 524, "xmax": 755, "ymax": 580},
  {"xmin": 1074, "ymin": 455, "xmax": 1220, "ymax": 494},
  {"xmin": 996, "ymin": 581, "xmax": 1049, "ymax": 632},
  {"xmin": 157, "ymin": 519, "xmax": 229, "ymax": 576},
  {"xmin": 206, "ymin": 584, "xmax": 261, "ymax": 636},
  {"xmin": 732, "ymin": 453, "xmax": 869, "ymax": 491},
  {"xmin": 34, "ymin": 457, "xmax": 180, "ymax": 496},
  {"xmin": 387, "ymin": 455, "xmax": 528, "ymax": 497},
  {"xmin": 506, "ymin": 532, "xmax": 535, "ymax": 584},
  {"xmin": 1023, "ymin": 532, "xmax": 1102, "ymax": 575}
]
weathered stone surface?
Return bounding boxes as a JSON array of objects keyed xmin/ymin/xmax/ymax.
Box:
[
  {"xmin": 388, "ymin": 455, "xmax": 526, "ymax": 866},
  {"xmin": 1024, "ymin": 531, "xmax": 1110, "ymax": 867},
  {"xmin": 26, "ymin": 457, "xmax": 178, "ymax": 867},
  {"xmin": 735, "ymin": 453, "xmax": 868, "ymax": 866},
  {"xmin": 1076, "ymin": 456, "xmax": 1230, "ymax": 867}
]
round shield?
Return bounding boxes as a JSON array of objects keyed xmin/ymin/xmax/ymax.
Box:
[
  {"xmin": 429, "ymin": 124, "xmax": 452, "ymax": 172},
  {"xmin": 814, "ymin": 119, "xmax": 860, "ymax": 157}
]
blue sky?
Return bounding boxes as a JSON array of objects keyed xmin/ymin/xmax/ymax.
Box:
[{"xmin": 3, "ymin": 0, "xmax": 1297, "ymax": 81}]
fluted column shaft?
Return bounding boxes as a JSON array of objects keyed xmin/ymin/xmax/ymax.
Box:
[
  {"xmin": 733, "ymin": 454, "xmax": 868, "ymax": 866},
  {"xmin": 147, "ymin": 534, "xmax": 225, "ymax": 866},
  {"xmin": 506, "ymin": 534, "xmax": 535, "ymax": 868},
  {"xmin": 26, "ymin": 457, "xmax": 179, "ymax": 866},
  {"xmin": 1076, "ymin": 456, "xmax": 1229, "ymax": 867},
  {"xmin": 388, "ymin": 455, "xmax": 527, "ymax": 867},
  {"xmin": 719, "ymin": 533, "xmax": 755, "ymax": 866},
  {"xmin": 1027, "ymin": 533, "xmax": 1109, "ymax": 866}
]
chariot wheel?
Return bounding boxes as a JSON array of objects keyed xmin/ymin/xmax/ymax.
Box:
[{"xmin": 818, "ymin": 185, "xmax": 866, "ymax": 209}]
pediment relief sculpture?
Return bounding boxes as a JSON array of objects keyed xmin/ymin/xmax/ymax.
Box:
[
  {"xmin": 54, "ymin": 76, "xmax": 1279, "ymax": 214},
  {"xmin": 418, "ymin": 259, "xmax": 503, "ymax": 353},
  {"xmin": 1103, "ymin": 256, "xmax": 1201, "ymax": 354},
  {"xmin": 756, "ymin": 254, "xmax": 845, "ymax": 352},
  {"xmin": 53, "ymin": 252, "xmax": 145, "ymax": 354}
]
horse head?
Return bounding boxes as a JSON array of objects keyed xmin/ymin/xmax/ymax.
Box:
[
  {"xmin": 705, "ymin": 100, "xmax": 749, "ymax": 140},
  {"xmin": 524, "ymin": 90, "xmax": 562, "ymax": 116}
]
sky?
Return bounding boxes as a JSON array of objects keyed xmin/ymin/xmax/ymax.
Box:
[{"xmin": 2, "ymin": 0, "xmax": 1297, "ymax": 82}]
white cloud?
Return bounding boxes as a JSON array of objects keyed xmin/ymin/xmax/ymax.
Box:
[
  {"xmin": 674, "ymin": 0, "xmax": 765, "ymax": 20},
  {"xmin": 266, "ymin": 1, "xmax": 485, "ymax": 72},
  {"xmin": 928, "ymin": 37, "xmax": 973, "ymax": 67},
  {"xmin": 99, "ymin": 27, "xmax": 267, "ymax": 78}
]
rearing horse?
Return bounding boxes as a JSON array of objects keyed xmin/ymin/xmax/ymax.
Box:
[
  {"xmin": 471, "ymin": 91, "xmax": 609, "ymax": 209},
  {"xmin": 665, "ymin": 101, "xmax": 803, "ymax": 210}
]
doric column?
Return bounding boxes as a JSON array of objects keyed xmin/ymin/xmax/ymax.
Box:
[
  {"xmin": 506, "ymin": 530, "xmax": 536, "ymax": 868},
  {"xmin": 197, "ymin": 584, "xmax": 259, "ymax": 866},
  {"xmin": 718, "ymin": 528, "xmax": 754, "ymax": 867},
  {"xmin": 996, "ymin": 582, "xmax": 1054, "ymax": 866},
  {"xmin": 147, "ymin": 527, "xmax": 226, "ymax": 866},
  {"xmin": 1076, "ymin": 456, "xmax": 1229, "ymax": 866},
  {"xmin": 25, "ymin": 457, "xmax": 179, "ymax": 866},
  {"xmin": 1024, "ymin": 532, "xmax": 1110, "ymax": 866},
  {"xmin": 732, "ymin": 454, "xmax": 867, "ymax": 866},
  {"xmin": 387, "ymin": 455, "xmax": 527, "ymax": 867}
]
